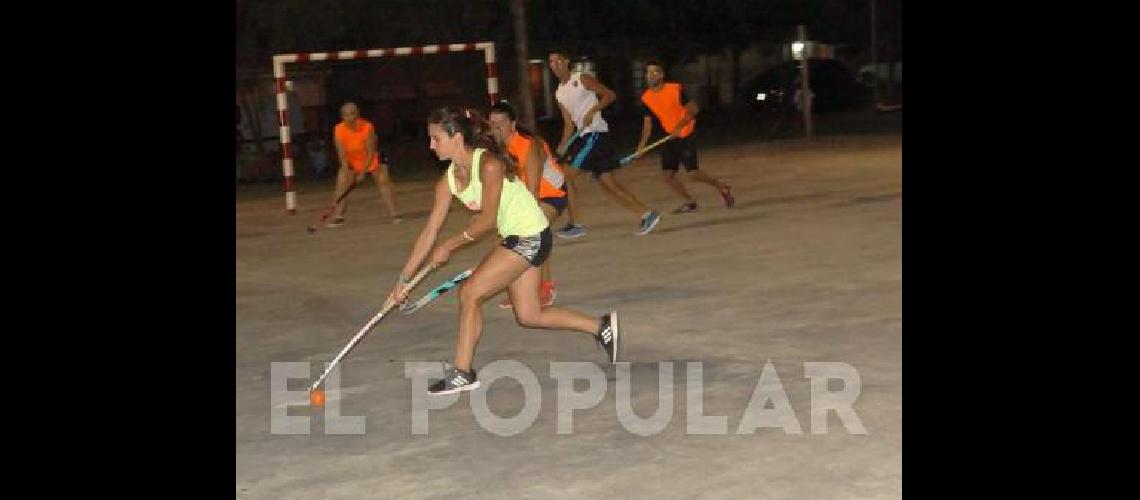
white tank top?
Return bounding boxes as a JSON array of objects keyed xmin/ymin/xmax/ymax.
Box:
[{"xmin": 555, "ymin": 71, "xmax": 609, "ymax": 134}]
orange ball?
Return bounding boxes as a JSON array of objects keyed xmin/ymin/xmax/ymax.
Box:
[{"xmin": 309, "ymin": 389, "xmax": 326, "ymax": 407}]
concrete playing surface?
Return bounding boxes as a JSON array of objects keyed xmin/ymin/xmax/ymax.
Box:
[{"xmin": 237, "ymin": 134, "xmax": 901, "ymax": 499}]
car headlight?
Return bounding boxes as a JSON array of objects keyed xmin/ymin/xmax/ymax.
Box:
[{"xmin": 755, "ymin": 92, "xmax": 766, "ymax": 101}]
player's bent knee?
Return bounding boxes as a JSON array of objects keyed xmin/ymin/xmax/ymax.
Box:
[
  {"xmin": 458, "ymin": 282, "xmax": 483, "ymax": 305},
  {"xmin": 514, "ymin": 310, "xmax": 542, "ymax": 328}
]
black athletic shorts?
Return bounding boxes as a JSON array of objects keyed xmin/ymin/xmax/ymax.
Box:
[
  {"xmin": 565, "ymin": 132, "xmax": 621, "ymax": 180},
  {"xmin": 661, "ymin": 135, "xmax": 699, "ymax": 172},
  {"xmin": 501, "ymin": 227, "xmax": 552, "ymax": 267}
]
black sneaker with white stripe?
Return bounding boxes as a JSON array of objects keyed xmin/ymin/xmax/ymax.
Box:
[
  {"xmin": 596, "ymin": 311, "xmax": 620, "ymax": 363},
  {"xmin": 428, "ymin": 365, "xmax": 480, "ymax": 395}
]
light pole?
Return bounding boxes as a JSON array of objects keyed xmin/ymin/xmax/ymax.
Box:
[
  {"xmin": 871, "ymin": 0, "xmax": 879, "ymax": 105},
  {"xmin": 797, "ymin": 25, "xmax": 813, "ymax": 138}
]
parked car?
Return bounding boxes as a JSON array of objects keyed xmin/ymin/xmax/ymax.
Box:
[
  {"xmin": 858, "ymin": 62, "xmax": 903, "ymax": 87},
  {"xmin": 744, "ymin": 59, "xmax": 868, "ymax": 115}
]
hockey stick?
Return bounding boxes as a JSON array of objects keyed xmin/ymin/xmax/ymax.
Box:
[
  {"xmin": 308, "ymin": 264, "xmax": 436, "ymax": 393},
  {"xmin": 555, "ymin": 128, "xmax": 583, "ymax": 163},
  {"xmin": 399, "ymin": 268, "xmax": 474, "ymax": 315},
  {"xmin": 307, "ymin": 174, "xmax": 367, "ymax": 234},
  {"xmin": 619, "ymin": 135, "xmax": 673, "ymax": 166}
]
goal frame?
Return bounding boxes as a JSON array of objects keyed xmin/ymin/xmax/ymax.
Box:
[{"xmin": 271, "ymin": 41, "xmax": 499, "ymax": 214}]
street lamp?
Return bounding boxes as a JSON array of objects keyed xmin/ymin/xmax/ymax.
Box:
[{"xmin": 791, "ymin": 41, "xmax": 806, "ymax": 60}]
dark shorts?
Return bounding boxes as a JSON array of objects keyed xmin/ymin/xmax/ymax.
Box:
[
  {"xmin": 539, "ymin": 184, "xmax": 568, "ymax": 217},
  {"xmin": 565, "ymin": 132, "xmax": 621, "ymax": 180},
  {"xmin": 661, "ymin": 135, "xmax": 699, "ymax": 172},
  {"xmin": 501, "ymin": 227, "xmax": 552, "ymax": 267},
  {"xmin": 350, "ymin": 152, "xmax": 391, "ymax": 174}
]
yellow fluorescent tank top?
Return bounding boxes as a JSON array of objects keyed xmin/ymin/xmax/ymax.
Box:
[{"xmin": 447, "ymin": 148, "xmax": 549, "ymax": 238}]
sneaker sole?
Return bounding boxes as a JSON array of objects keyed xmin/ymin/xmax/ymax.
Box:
[
  {"xmin": 429, "ymin": 380, "xmax": 481, "ymax": 395},
  {"xmin": 635, "ymin": 214, "xmax": 661, "ymax": 236},
  {"xmin": 609, "ymin": 311, "xmax": 620, "ymax": 363}
]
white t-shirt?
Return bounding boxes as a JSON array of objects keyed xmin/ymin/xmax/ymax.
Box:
[{"xmin": 555, "ymin": 71, "xmax": 609, "ymax": 134}]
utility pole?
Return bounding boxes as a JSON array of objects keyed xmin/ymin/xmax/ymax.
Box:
[
  {"xmin": 798, "ymin": 24, "xmax": 813, "ymax": 138},
  {"xmin": 511, "ymin": 0, "xmax": 537, "ymax": 130},
  {"xmin": 871, "ymin": 0, "xmax": 879, "ymax": 105}
]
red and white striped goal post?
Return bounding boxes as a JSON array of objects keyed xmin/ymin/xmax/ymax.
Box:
[{"xmin": 271, "ymin": 41, "xmax": 498, "ymax": 214}]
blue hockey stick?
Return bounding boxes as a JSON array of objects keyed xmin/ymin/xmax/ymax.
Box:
[
  {"xmin": 555, "ymin": 128, "xmax": 582, "ymax": 162},
  {"xmin": 399, "ymin": 268, "xmax": 474, "ymax": 314}
]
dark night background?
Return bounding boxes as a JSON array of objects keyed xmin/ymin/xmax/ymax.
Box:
[{"xmin": 235, "ymin": 0, "xmax": 902, "ymax": 184}]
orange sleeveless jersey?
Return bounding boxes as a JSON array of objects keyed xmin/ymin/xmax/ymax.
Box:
[
  {"xmin": 334, "ymin": 118, "xmax": 379, "ymax": 172},
  {"xmin": 507, "ymin": 132, "xmax": 565, "ymax": 199},
  {"xmin": 640, "ymin": 82, "xmax": 695, "ymax": 138}
]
